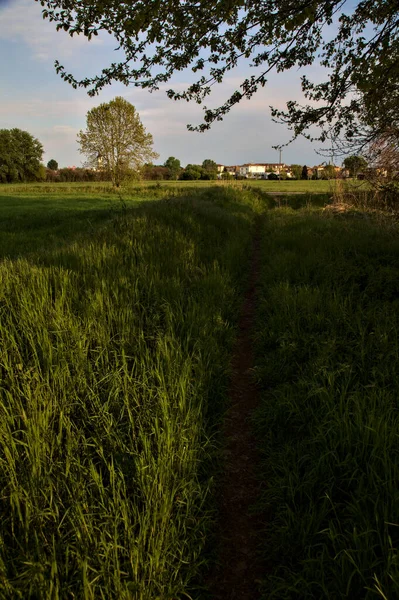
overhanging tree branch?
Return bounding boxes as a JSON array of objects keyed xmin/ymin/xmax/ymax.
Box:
[{"xmin": 37, "ymin": 0, "xmax": 399, "ymax": 143}]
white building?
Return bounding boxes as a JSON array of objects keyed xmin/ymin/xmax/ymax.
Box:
[
  {"xmin": 238, "ymin": 163, "xmax": 287, "ymax": 178},
  {"xmin": 239, "ymin": 164, "xmax": 265, "ymax": 177}
]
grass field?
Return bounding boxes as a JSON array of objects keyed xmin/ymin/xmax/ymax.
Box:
[
  {"xmin": 0, "ymin": 183, "xmax": 206, "ymax": 259},
  {"xmin": 1, "ymin": 182, "xmax": 398, "ymax": 598},
  {"xmin": 0, "ymin": 185, "xmax": 264, "ymax": 598},
  {"xmin": 0, "ymin": 178, "xmax": 368, "ymax": 197},
  {"xmin": 254, "ymin": 206, "xmax": 399, "ymax": 599},
  {"xmin": 0, "ymin": 181, "xmax": 331, "ymax": 260}
]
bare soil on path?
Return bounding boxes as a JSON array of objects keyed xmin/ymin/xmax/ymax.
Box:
[{"xmin": 208, "ymin": 218, "xmax": 264, "ymax": 599}]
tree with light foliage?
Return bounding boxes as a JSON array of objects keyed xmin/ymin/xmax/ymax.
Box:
[
  {"xmin": 77, "ymin": 97, "xmax": 158, "ymax": 187},
  {"xmin": 321, "ymin": 164, "xmax": 337, "ymax": 180},
  {"xmin": 290, "ymin": 164, "xmax": 303, "ymax": 180}
]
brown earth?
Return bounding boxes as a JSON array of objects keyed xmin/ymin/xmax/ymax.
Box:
[{"xmin": 208, "ymin": 218, "xmax": 264, "ymax": 599}]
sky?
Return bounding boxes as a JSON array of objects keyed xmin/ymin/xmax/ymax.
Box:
[{"xmin": 0, "ymin": 0, "xmax": 336, "ymax": 168}]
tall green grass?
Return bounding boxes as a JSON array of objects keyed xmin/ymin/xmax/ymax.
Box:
[
  {"xmin": 0, "ymin": 185, "xmax": 199, "ymax": 260},
  {"xmin": 254, "ymin": 206, "xmax": 399, "ymax": 598},
  {"xmin": 0, "ymin": 187, "xmax": 263, "ymax": 598}
]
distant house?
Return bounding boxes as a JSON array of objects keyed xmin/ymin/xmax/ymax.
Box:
[
  {"xmin": 239, "ymin": 164, "xmax": 266, "ymax": 177},
  {"xmin": 311, "ymin": 165, "xmax": 325, "ymax": 179},
  {"xmin": 217, "ymin": 164, "xmax": 240, "ymax": 178},
  {"xmin": 224, "ymin": 165, "xmax": 238, "ymax": 174},
  {"xmin": 308, "ymin": 164, "xmax": 346, "ymax": 179},
  {"xmin": 263, "ymin": 163, "xmax": 286, "ymax": 174},
  {"xmin": 238, "ymin": 163, "xmax": 287, "ymax": 178},
  {"xmin": 216, "ymin": 162, "xmax": 299, "ymax": 179}
]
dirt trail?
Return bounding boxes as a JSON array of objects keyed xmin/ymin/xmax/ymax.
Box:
[{"xmin": 209, "ymin": 218, "xmax": 264, "ymax": 599}]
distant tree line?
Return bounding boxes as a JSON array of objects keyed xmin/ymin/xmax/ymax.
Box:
[
  {"xmin": 0, "ymin": 129, "xmax": 102, "ymax": 184},
  {"xmin": 45, "ymin": 166, "xmax": 108, "ymax": 183},
  {"xmin": 0, "ymin": 124, "xmax": 372, "ymax": 186},
  {"xmin": 142, "ymin": 158, "xmax": 219, "ymax": 181}
]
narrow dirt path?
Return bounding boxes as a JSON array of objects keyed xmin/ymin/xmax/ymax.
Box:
[{"xmin": 209, "ymin": 217, "xmax": 264, "ymax": 599}]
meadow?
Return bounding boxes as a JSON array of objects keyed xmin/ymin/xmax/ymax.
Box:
[
  {"xmin": 0, "ymin": 183, "xmax": 264, "ymax": 598},
  {"xmin": 255, "ymin": 206, "xmax": 399, "ymax": 599},
  {"xmin": 1, "ymin": 177, "xmax": 367, "ymax": 196},
  {"xmin": 0, "ymin": 181, "xmax": 398, "ymax": 598}
]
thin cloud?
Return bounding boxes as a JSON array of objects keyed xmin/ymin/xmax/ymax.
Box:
[
  {"xmin": 0, "ymin": 0, "xmax": 103, "ymax": 61},
  {"xmin": 52, "ymin": 125, "xmax": 79, "ymax": 135}
]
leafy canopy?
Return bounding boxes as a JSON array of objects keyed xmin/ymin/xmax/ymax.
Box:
[
  {"xmin": 180, "ymin": 164, "xmax": 202, "ymax": 181},
  {"xmin": 290, "ymin": 164, "xmax": 303, "ymax": 180},
  {"xmin": 202, "ymin": 159, "xmax": 218, "ymax": 173},
  {"xmin": 47, "ymin": 159, "xmax": 58, "ymax": 170},
  {"xmin": 343, "ymin": 155, "xmax": 368, "ymax": 177},
  {"xmin": 38, "ymin": 0, "xmax": 399, "ymax": 144},
  {"xmin": 164, "ymin": 156, "xmax": 181, "ymax": 179},
  {"xmin": 77, "ymin": 96, "xmax": 158, "ymax": 187},
  {"xmin": 0, "ymin": 129, "xmax": 43, "ymax": 183},
  {"xmin": 321, "ymin": 164, "xmax": 337, "ymax": 179}
]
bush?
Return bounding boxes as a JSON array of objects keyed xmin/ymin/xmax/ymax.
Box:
[
  {"xmin": 56, "ymin": 168, "xmax": 103, "ymax": 183},
  {"xmin": 36, "ymin": 164, "xmax": 47, "ymax": 182},
  {"xmin": 180, "ymin": 169, "xmax": 201, "ymax": 180},
  {"xmin": 142, "ymin": 165, "xmax": 170, "ymax": 180},
  {"xmin": 379, "ymin": 182, "xmax": 399, "ymax": 207}
]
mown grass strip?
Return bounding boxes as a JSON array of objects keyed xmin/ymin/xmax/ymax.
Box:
[
  {"xmin": 0, "ymin": 178, "xmax": 361, "ymax": 196},
  {"xmin": 0, "ymin": 187, "xmax": 264, "ymax": 598},
  {"xmin": 254, "ymin": 205, "xmax": 399, "ymax": 599}
]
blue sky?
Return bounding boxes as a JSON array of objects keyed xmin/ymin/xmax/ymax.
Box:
[{"xmin": 0, "ymin": 0, "xmax": 334, "ymax": 167}]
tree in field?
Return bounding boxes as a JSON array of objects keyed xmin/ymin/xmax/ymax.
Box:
[
  {"xmin": 180, "ymin": 164, "xmax": 202, "ymax": 180},
  {"xmin": 201, "ymin": 159, "xmax": 218, "ymax": 180},
  {"xmin": 343, "ymin": 155, "xmax": 368, "ymax": 178},
  {"xmin": 164, "ymin": 156, "xmax": 181, "ymax": 180},
  {"xmin": 301, "ymin": 166, "xmax": 309, "ymax": 181},
  {"xmin": 290, "ymin": 164, "xmax": 303, "ymax": 180},
  {"xmin": 47, "ymin": 159, "xmax": 58, "ymax": 170},
  {"xmin": 0, "ymin": 129, "xmax": 43, "ymax": 183},
  {"xmin": 39, "ymin": 0, "xmax": 398, "ymax": 145},
  {"xmin": 77, "ymin": 97, "xmax": 158, "ymax": 187},
  {"xmin": 321, "ymin": 164, "xmax": 337, "ymax": 180}
]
